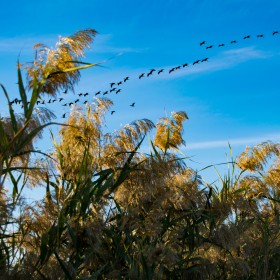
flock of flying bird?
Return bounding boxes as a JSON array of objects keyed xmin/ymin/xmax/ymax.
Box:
[{"xmin": 8, "ymin": 30, "xmax": 279, "ymax": 118}]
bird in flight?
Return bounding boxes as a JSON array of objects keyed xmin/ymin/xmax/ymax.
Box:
[
  {"xmin": 62, "ymin": 113, "xmax": 67, "ymax": 118},
  {"xmin": 273, "ymin": 31, "xmax": 279, "ymax": 35},
  {"xmin": 182, "ymin": 63, "xmax": 188, "ymax": 67},
  {"xmin": 124, "ymin": 77, "xmax": 129, "ymax": 82},
  {"xmin": 62, "ymin": 103, "xmax": 68, "ymax": 106},
  {"xmin": 139, "ymin": 73, "xmax": 145, "ymax": 79},
  {"xmin": 110, "ymin": 88, "xmax": 116, "ymax": 92},
  {"xmin": 84, "ymin": 101, "xmax": 88, "ymax": 104},
  {"xmin": 110, "ymin": 82, "xmax": 115, "ymax": 88},
  {"xmin": 206, "ymin": 45, "xmax": 214, "ymax": 49},
  {"xmin": 200, "ymin": 41, "xmax": 206, "ymax": 46},
  {"xmin": 74, "ymin": 99, "xmax": 79, "ymax": 103},
  {"xmin": 201, "ymin": 58, "xmax": 209, "ymax": 62},
  {"xmin": 175, "ymin": 66, "xmax": 181, "ymax": 70},
  {"xmin": 193, "ymin": 60, "xmax": 200, "ymax": 65},
  {"xmin": 147, "ymin": 69, "xmax": 156, "ymax": 77},
  {"xmin": 243, "ymin": 35, "xmax": 250, "ymax": 39},
  {"xmin": 116, "ymin": 89, "xmax": 121, "ymax": 94},
  {"xmin": 84, "ymin": 93, "xmax": 89, "ymax": 96},
  {"xmin": 111, "ymin": 111, "xmax": 115, "ymax": 115},
  {"xmin": 59, "ymin": 98, "xmax": 64, "ymax": 102},
  {"xmin": 218, "ymin": 44, "xmax": 225, "ymax": 47},
  {"xmin": 169, "ymin": 68, "xmax": 175, "ymax": 74},
  {"xmin": 257, "ymin": 34, "xmax": 264, "ymax": 38},
  {"xmin": 158, "ymin": 69, "xmax": 164, "ymax": 74},
  {"xmin": 78, "ymin": 93, "xmax": 83, "ymax": 96},
  {"xmin": 230, "ymin": 40, "xmax": 237, "ymax": 44},
  {"xmin": 103, "ymin": 91, "xmax": 108, "ymax": 95},
  {"xmin": 95, "ymin": 91, "xmax": 101, "ymax": 96},
  {"xmin": 130, "ymin": 102, "xmax": 135, "ymax": 107},
  {"xmin": 11, "ymin": 98, "xmax": 20, "ymax": 105},
  {"xmin": 117, "ymin": 81, "xmax": 122, "ymax": 86}
]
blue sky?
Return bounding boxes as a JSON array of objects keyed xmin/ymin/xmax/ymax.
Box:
[{"xmin": 1, "ymin": 0, "xmax": 280, "ymax": 180}]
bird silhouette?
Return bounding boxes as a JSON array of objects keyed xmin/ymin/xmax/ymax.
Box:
[
  {"xmin": 111, "ymin": 111, "xmax": 115, "ymax": 115},
  {"xmin": 230, "ymin": 40, "xmax": 237, "ymax": 44},
  {"xmin": 175, "ymin": 66, "xmax": 181, "ymax": 70},
  {"xmin": 257, "ymin": 34, "xmax": 264, "ymax": 38},
  {"xmin": 62, "ymin": 113, "xmax": 67, "ymax": 118},
  {"xmin": 130, "ymin": 102, "xmax": 135, "ymax": 107},
  {"xmin": 74, "ymin": 99, "xmax": 79, "ymax": 103},
  {"xmin": 201, "ymin": 58, "xmax": 209, "ymax": 62},
  {"xmin": 12, "ymin": 98, "xmax": 20, "ymax": 105},
  {"xmin": 193, "ymin": 60, "xmax": 200, "ymax": 65},
  {"xmin": 62, "ymin": 103, "xmax": 68, "ymax": 106},
  {"xmin": 116, "ymin": 89, "xmax": 121, "ymax": 94},
  {"xmin": 158, "ymin": 69, "xmax": 164, "ymax": 74},
  {"xmin": 52, "ymin": 99, "xmax": 56, "ymax": 103},
  {"xmin": 117, "ymin": 81, "xmax": 122, "ymax": 86},
  {"xmin": 273, "ymin": 31, "xmax": 279, "ymax": 35},
  {"xmin": 147, "ymin": 69, "xmax": 156, "ymax": 77},
  {"xmin": 47, "ymin": 99, "xmax": 52, "ymax": 103},
  {"xmin": 84, "ymin": 101, "xmax": 88, "ymax": 104},
  {"xmin": 243, "ymin": 35, "xmax": 250, "ymax": 39},
  {"xmin": 182, "ymin": 63, "xmax": 188, "ymax": 67},
  {"xmin": 59, "ymin": 98, "xmax": 64, "ymax": 102},
  {"xmin": 103, "ymin": 91, "xmax": 108, "ymax": 95},
  {"xmin": 36, "ymin": 101, "xmax": 41, "ymax": 105},
  {"xmin": 169, "ymin": 68, "xmax": 175, "ymax": 74},
  {"xmin": 200, "ymin": 41, "xmax": 206, "ymax": 46},
  {"xmin": 63, "ymin": 89, "xmax": 67, "ymax": 94},
  {"xmin": 69, "ymin": 102, "xmax": 73, "ymax": 106},
  {"xmin": 219, "ymin": 44, "xmax": 225, "ymax": 47},
  {"xmin": 110, "ymin": 82, "xmax": 115, "ymax": 88},
  {"xmin": 95, "ymin": 91, "xmax": 101, "ymax": 96},
  {"xmin": 124, "ymin": 77, "xmax": 129, "ymax": 82},
  {"xmin": 206, "ymin": 45, "xmax": 214, "ymax": 49},
  {"xmin": 84, "ymin": 93, "xmax": 89, "ymax": 96},
  {"xmin": 110, "ymin": 88, "xmax": 116, "ymax": 92},
  {"xmin": 78, "ymin": 93, "xmax": 83, "ymax": 96},
  {"xmin": 139, "ymin": 73, "xmax": 145, "ymax": 79}
]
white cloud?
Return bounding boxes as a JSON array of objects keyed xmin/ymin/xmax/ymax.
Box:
[
  {"xmin": 84, "ymin": 46, "xmax": 272, "ymax": 85},
  {"xmin": 0, "ymin": 33, "xmax": 146, "ymax": 57},
  {"xmin": 0, "ymin": 35, "xmax": 58, "ymax": 54},
  {"xmin": 185, "ymin": 133, "xmax": 280, "ymax": 150},
  {"xmin": 151, "ymin": 46, "xmax": 271, "ymax": 80}
]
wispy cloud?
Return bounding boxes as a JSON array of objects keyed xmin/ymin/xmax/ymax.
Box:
[
  {"xmin": 0, "ymin": 33, "xmax": 146, "ymax": 57},
  {"xmin": 185, "ymin": 133, "xmax": 280, "ymax": 150},
  {"xmin": 152, "ymin": 46, "xmax": 272, "ymax": 80},
  {"xmin": 92, "ymin": 34, "xmax": 148, "ymax": 54},
  {"xmin": 0, "ymin": 35, "xmax": 58, "ymax": 54},
  {"xmin": 89, "ymin": 46, "xmax": 272, "ymax": 84}
]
